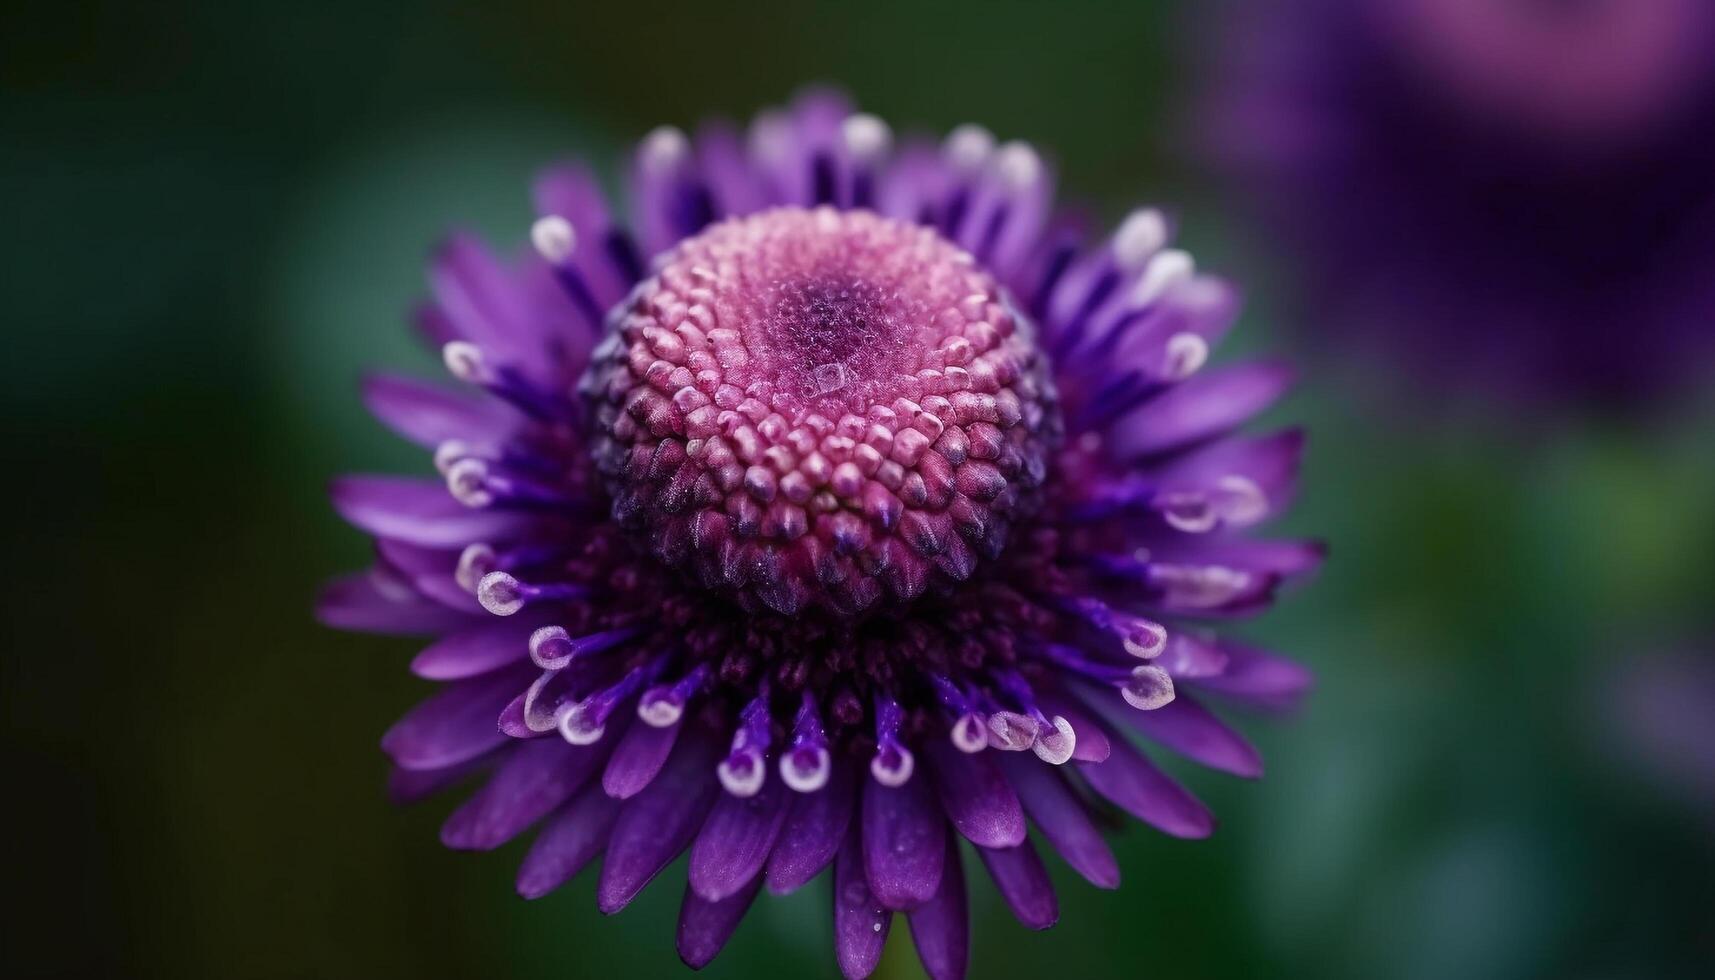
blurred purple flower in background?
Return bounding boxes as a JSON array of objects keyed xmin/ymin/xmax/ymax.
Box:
[
  {"xmin": 1206, "ymin": 0, "xmax": 1715, "ymax": 409},
  {"xmin": 1606, "ymin": 649, "xmax": 1715, "ymax": 826},
  {"xmin": 319, "ymin": 89, "xmax": 1318, "ymax": 978}
]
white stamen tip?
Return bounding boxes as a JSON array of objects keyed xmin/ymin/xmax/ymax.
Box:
[
  {"xmin": 1132, "ymin": 249, "xmax": 1197, "ymax": 309},
  {"xmin": 640, "ymin": 125, "xmax": 690, "ymax": 175},
  {"xmin": 433, "ymin": 439, "xmax": 474, "ymax": 475},
  {"xmin": 476, "ymin": 571, "xmax": 524, "ymax": 616},
  {"xmin": 445, "ymin": 458, "xmax": 494, "ymax": 508},
  {"xmin": 1158, "ymin": 489, "xmax": 1218, "ymax": 533},
  {"xmin": 841, "ymin": 113, "xmax": 892, "ymax": 161},
  {"xmin": 529, "ymin": 625, "xmax": 573, "ymax": 670},
  {"xmin": 951, "ymin": 713, "xmax": 989, "ymax": 754},
  {"xmin": 522, "ymin": 673, "xmax": 564, "ymax": 733},
  {"xmin": 1113, "ymin": 209, "xmax": 1169, "ymax": 271},
  {"xmin": 1156, "ymin": 563, "xmax": 1253, "ymax": 609},
  {"xmin": 530, "ymin": 215, "xmax": 576, "ymax": 264},
  {"xmin": 943, "ymin": 124, "xmax": 995, "ymax": 172},
  {"xmin": 993, "ymin": 140, "xmax": 1042, "ymax": 192},
  {"xmin": 1121, "ymin": 617, "xmax": 1169, "ymax": 659},
  {"xmin": 441, "ymin": 341, "xmax": 490, "ymax": 384},
  {"xmin": 454, "ymin": 543, "xmax": 495, "ymax": 593},
  {"xmin": 869, "ymin": 745, "xmax": 915, "ymax": 787},
  {"xmin": 779, "ymin": 746, "xmax": 832, "ymax": 793},
  {"xmin": 1214, "ymin": 475, "xmax": 1268, "ymax": 525},
  {"xmin": 986, "ymin": 711, "xmax": 1038, "ymax": 752},
  {"xmin": 1122, "ymin": 665, "xmax": 1177, "ymax": 711},
  {"xmin": 637, "ymin": 692, "xmax": 684, "ymax": 728},
  {"xmin": 1163, "ymin": 332, "xmax": 1209, "ymax": 380},
  {"xmin": 368, "ymin": 565, "xmax": 417, "ymax": 603},
  {"xmin": 1031, "ymin": 715, "xmax": 1077, "ymax": 765},
  {"xmin": 558, "ymin": 701, "xmax": 606, "ymax": 745},
  {"xmin": 718, "ymin": 749, "xmax": 767, "ymax": 797}
]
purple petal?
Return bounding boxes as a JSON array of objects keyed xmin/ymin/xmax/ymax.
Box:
[
  {"xmin": 361, "ymin": 372, "xmax": 510, "ymax": 449},
  {"xmin": 380, "ymin": 668, "xmax": 526, "ymax": 770},
  {"xmin": 374, "ymin": 539, "xmax": 484, "ymax": 614},
  {"xmin": 766, "ymin": 757, "xmax": 856, "ymax": 895},
  {"xmin": 428, "ymin": 233, "xmax": 542, "ymax": 359},
  {"xmin": 316, "ymin": 572, "xmax": 478, "ymax": 636},
  {"xmin": 876, "ymin": 141, "xmax": 953, "ymax": 224},
  {"xmin": 531, "ymin": 162, "xmax": 630, "ymax": 306},
  {"xmin": 602, "ymin": 717, "xmax": 682, "ymax": 799},
  {"xmin": 387, "ymin": 751, "xmax": 495, "ymax": 804},
  {"xmin": 413, "ymin": 299, "xmax": 458, "ymax": 349},
  {"xmin": 861, "ymin": 772, "xmax": 946, "ymax": 910},
  {"xmin": 762, "ymin": 88, "xmax": 856, "ymax": 207},
  {"xmin": 1155, "ymin": 632, "xmax": 1232, "ymax": 679},
  {"xmin": 1188, "ymin": 640, "xmax": 1314, "ymax": 712},
  {"xmin": 993, "ymin": 175, "xmax": 1056, "ymax": 281},
  {"xmin": 976, "ymin": 839, "xmax": 1058, "ymax": 930},
  {"xmin": 516, "ymin": 782, "xmax": 623, "ymax": 899},
  {"xmin": 410, "ymin": 620, "xmax": 536, "ymax": 680},
  {"xmin": 532, "ymin": 162, "xmax": 609, "ymax": 227},
  {"xmin": 497, "ymin": 692, "xmax": 532, "ymax": 739},
  {"xmin": 1118, "ymin": 275, "xmax": 1243, "ymax": 367},
  {"xmin": 926, "ymin": 740, "xmax": 1026, "ymax": 848},
  {"xmin": 330, "ymin": 476, "xmax": 525, "ymax": 548},
  {"xmin": 905, "ymin": 828, "xmax": 968, "ymax": 980},
  {"xmin": 695, "ymin": 121, "xmax": 767, "ymax": 219},
  {"xmin": 1149, "ymin": 428, "xmax": 1305, "ymax": 524},
  {"xmin": 833, "ymin": 827, "xmax": 891, "ymax": 980},
  {"xmin": 1086, "ymin": 688, "xmax": 1264, "ymax": 778},
  {"xmin": 1149, "ymin": 536, "xmax": 1326, "ymax": 580},
  {"xmin": 1110, "ymin": 360, "xmax": 1294, "ymax": 458},
  {"xmin": 1077, "ymin": 726, "xmax": 1215, "ymax": 839},
  {"xmin": 677, "ymin": 874, "xmax": 763, "ymax": 969},
  {"xmin": 689, "ymin": 769, "xmax": 790, "ymax": 901},
  {"xmin": 598, "ymin": 730, "xmax": 721, "ymax": 914},
  {"xmin": 998, "ymin": 754, "xmax": 1119, "ymax": 889},
  {"xmin": 630, "ymin": 134, "xmax": 706, "ymax": 259},
  {"xmin": 441, "ymin": 736, "xmax": 609, "ymax": 850}
]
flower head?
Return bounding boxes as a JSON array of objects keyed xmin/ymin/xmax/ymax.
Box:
[
  {"xmin": 1206, "ymin": 0, "xmax": 1715, "ymax": 409},
  {"xmin": 321, "ymin": 89, "xmax": 1318, "ymax": 978}
]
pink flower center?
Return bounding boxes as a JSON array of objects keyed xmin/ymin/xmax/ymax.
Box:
[{"xmin": 582, "ymin": 206, "xmax": 1060, "ymax": 615}]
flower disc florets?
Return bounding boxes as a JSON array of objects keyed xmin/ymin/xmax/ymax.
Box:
[{"xmin": 584, "ymin": 206, "xmax": 1059, "ymax": 615}]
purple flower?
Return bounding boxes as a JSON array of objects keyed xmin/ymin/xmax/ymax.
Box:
[
  {"xmin": 321, "ymin": 89, "xmax": 1318, "ymax": 977},
  {"xmin": 1606, "ymin": 649, "xmax": 1715, "ymax": 825},
  {"xmin": 1205, "ymin": 0, "xmax": 1715, "ymax": 409}
]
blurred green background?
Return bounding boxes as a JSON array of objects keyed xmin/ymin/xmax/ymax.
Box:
[{"xmin": 4, "ymin": 1, "xmax": 1712, "ymax": 977}]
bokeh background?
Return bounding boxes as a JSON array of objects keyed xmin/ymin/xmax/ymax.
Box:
[{"xmin": 5, "ymin": 1, "xmax": 1712, "ymax": 977}]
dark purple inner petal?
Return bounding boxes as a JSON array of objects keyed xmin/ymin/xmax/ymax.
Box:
[
  {"xmin": 861, "ymin": 773, "xmax": 946, "ymax": 910},
  {"xmin": 515, "ymin": 782, "xmax": 622, "ymax": 900},
  {"xmin": 905, "ymin": 827, "xmax": 969, "ymax": 980},
  {"xmin": 676, "ymin": 873, "xmax": 764, "ymax": 969},
  {"xmin": 766, "ymin": 758, "xmax": 856, "ymax": 895},
  {"xmin": 601, "ymin": 715, "xmax": 682, "ymax": 800},
  {"xmin": 689, "ymin": 770, "xmax": 790, "ymax": 902},
  {"xmin": 998, "ymin": 753, "xmax": 1119, "ymax": 890},
  {"xmin": 926, "ymin": 740, "xmax": 1027, "ymax": 849},
  {"xmin": 597, "ymin": 729, "xmax": 721, "ymax": 914},
  {"xmin": 977, "ymin": 839, "xmax": 1059, "ymax": 931},
  {"xmin": 832, "ymin": 826, "xmax": 891, "ymax": 980}
]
